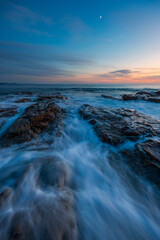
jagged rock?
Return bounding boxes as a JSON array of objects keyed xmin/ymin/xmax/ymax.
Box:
[
  {"xmin": 37, "ymin": 93, "xmax": 69, "ymax": 102},
  {"xmin": 147, "ymin": 97, "xmax": 160, "ymax": 103},
  {"xmin": 6, "ymin": 157, "xmax": 76, "ymax": 240},
  {"xmin": 2, "ymin": 101, "xmax": 64, "ymax": 146},
  {"xmin": 0, "ymin": 107, "xmax": 18, "ymax": 118},
  {"xmin": 15, "ymin": 98, "xmax": 30, "ymax": 103},
  {"xmin": 0, "ymin": 187, "xmax": 12, "ymax": 206},
  {"xmin": 136, "ymin": 140, "xmax": 160, "ymax": 168},
  {"xmin": 122, "ymin": 94, "xmax": 138, "ymax": 100},
  {"xmin": 136, "ymin": 90, "xmax": 160, "ymax": 97},
  {"xmin": 122, "ymin": 90, "xmax": 160, "ymax": 102},
  {"xmin": 79, "ymin": 104, "xmax": 160, "ymax": 146},
  {"xmin": 8, "ymin": 189, "xmax": 76, "ymax": 240},
  {"xmin": 37, "ymin": 156, "xmax": 71, "ymax": 189},
  {"xmin": 16, "ymin": 91, "xmax": 33, "ymax": 96},
  {"xmin": 120, "ymin": 140, "xmax": 160, "ymax": 187},
  {"xmin": 101, "ymin": 94, "xmax": 117, "ymax": 100}
]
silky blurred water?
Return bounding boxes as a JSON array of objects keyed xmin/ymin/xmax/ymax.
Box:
[{"xmin": 0, "ymin": 84, "xmax": 160, "ymax": 239}]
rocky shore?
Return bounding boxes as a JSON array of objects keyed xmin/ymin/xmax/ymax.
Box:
[
  {"xmin": 79, "ymin": 104, "xmax": 160, "ymax": 187},
  {"xmin": 122, "ymin": 90, "xmax": 160, "ymax": 102},
  {"xmin": 0, "ymin": 90, "xmax": 160, "ymax": 240}
]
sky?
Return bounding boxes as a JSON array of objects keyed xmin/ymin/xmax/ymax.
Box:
[{"xmin": 0, "ymin": 0, "xmax": 160, "ymax": 84}]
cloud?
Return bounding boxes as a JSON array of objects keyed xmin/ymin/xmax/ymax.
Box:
[
  {"xmin": 5, "ymin": 3, "xmax": 54, "ymax": 36},
  {"xmin": 98, "ymin": 69, "xmax": 139, "ymax": 79},
  {"xmin": 0, "ymin": 42, "xmax": 95, "ymax": 80},
  {"xmin": 109, "ymin": 69, "xmax": 133, "ymax": 74}
]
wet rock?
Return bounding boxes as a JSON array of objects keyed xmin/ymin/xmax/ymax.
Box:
[
  {"xmin": 0, "ymin": 107, "xmax": 18, "ymax": 118},
  {"xmin": 37, "ymin": 156, "xmax": 70, "ymax": 189},
  {"xmin": 0, "ymin": 187, "xmax": 12, "ymax": 206},
  {"xmin": 136, "ymin": 140, "xmax": 160, "ymax": 168},
  {"xmin": 37, "ymin": 96, "xmax": 54, "ymax": 101},
  {"xmin": 7, "ymin": 158, "xmax": 76, "ymax": 240},
  {"xmin": 37, "ymin": 93, "xmax": 69, "ymax": 102},
  {"xmin": 147, "ymin": 97, "xmax": 160, "ymax": 103},
  {"xmin": 9, "ymin": 210, "xmax": 36, "ymax": 240},
  {"xmin": 32, "ymin": 190, "xmax": 76, "ymax": 240},
  {"xmin": 101, "ymin": 94, "xmax": 117, "ymax": 100},
  {"xmin": 16, "ymin": 91, "xmax": 33, "ymax": 96},
  {"xmin": 2, "ymin": 101, "xmax": 64, "ymax": 146},
  {"xmin": 121, "ymin": 140, "xmax": 160, "ymax": 187},
  {"xmin": 122, "ymin": 94, "xmax": 138, "ymax": 100},
  {"xmin": 79, "ymin": 104, "xmax": 160, "ymax": 146},
  {"xmin": 15, "ymin": 98, "xmax": 30, "ymax": 103},
  {"xmin": 122, "ymin": 90, "xmax": 160, "ymax": 102},
  {"xmin": 136, "ymin": 90, "xmax": 160, "ymax": 97}
]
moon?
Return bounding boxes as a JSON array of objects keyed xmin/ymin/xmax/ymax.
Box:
[{"xmin": 100, "ymin": 16, "xmax": 102, "ymax": 19}]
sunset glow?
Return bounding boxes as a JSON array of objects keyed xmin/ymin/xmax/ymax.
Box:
[{"xmin": 0, "ymin": 0, "xmax": 160, "ymax": 84}]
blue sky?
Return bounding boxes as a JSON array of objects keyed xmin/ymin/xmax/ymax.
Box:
[{"xmin": 0, "ymin": 0, "xmax": 160, "ymax": 84}]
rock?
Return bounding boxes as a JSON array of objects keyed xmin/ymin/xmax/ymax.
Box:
[
  {"xmin": 122, "ymin": 90, "xmax": 160, "ymax": 102},
  {"xmin": 122, "ymin": 94, "xmax": 138, "ymax": 100},
  {"xmin": 0, "ymin": 187, "xmax": 12, "ymax": 206},
  {"xmin": 2, "ymin": 101, "xmax": 64, "ymax": 146},
  {"xmin": 8, "ymin": 210, "xmax": 36, "ymax": 240},
  {"xmin": 37, "ymin": 156, "xmax": 70, "ymax": 189},
  {"xmin": 120, "ymin": 140, "xmax": 160, "ymax": 187},
  {"xmin": 16, "ymin": 91, "xmax": 33, "ymax": 96},
  {"xmin": 37, "ymin": 96, "xmax": 54, "ymax": 101},
  {"xmin": 7, "ymin": 157, "xmax": 76, "ymax": 240},
  {"xmin": 147, "ymin": 97, "xmax": 160, "ymax": 103},
  {"xmin": 8, "ymin": 194, "xmax": 76, "ymax": 240},
  {"xmin": 37, "ymin": 93, "xmax": 69, "ymax": 102},
  {"xmin": 101, "ymin": 94, "xmax": 117, "ymax": 100},
  {"xmin": 0, "ymin": 107, "xmax": 18, "ymax": 118},
  {"xmin": 135, "ymin": 91, "xmax": 153, "ymax": 97},
  {"xmin": 15, "ymin": 98, "xmax": 30, "ymax": 103},
  {"xmin": 136, "ymin": 140, "xmax": 160, "ymax": 168},
  {"xmin": 79, "ymin": 104, "xmax": 160, "ymax": 146}
]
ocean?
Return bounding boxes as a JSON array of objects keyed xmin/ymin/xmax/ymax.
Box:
[{"xmin": 0, "ymin": 84, "xmax": 160, "ymax": 239}]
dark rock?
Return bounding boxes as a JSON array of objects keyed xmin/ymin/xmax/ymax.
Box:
[
  {"xmin": 16, "ymin": 91, "xmax": 33, "ymax": 96},
  {"xmin": 7, "ymin": 159, "xmax": 76, "ymax": 240},
  {"xmin": 136, "ymin": 140, "xmax": 160, "ymax": 168},
  {"xmin": 122, "ymin": 90, "xmax": 160, "ymax": 102},
  {"xmin": 121, "ymin": 140, "xmax": 160, "ymax": 187},
  {"xmin": 122, "ymin": 94, "xmax": 138, "ymax": 100},
  {"xmin": 135, "ymin": 91, "xmax": 153, "ymax": 96},
  {"xmin": 2, "ymin": 101, "xmax": 64, "ymax": 146},
  {"xmin": 79, "ymin": 104, "xmax": 160, "ymax": 146},
  {"xmin": 0, "ymin": 107, "xmax": 18, "ymax": 118},
  {"xmin": 101, "ymin": 94, "xmax": 117, "ymax": 100},
  {"xmin": 37, "ymin": 93, "xmax": 69, "ymax": 102},
  {"xmin": 15, "ymin": 98, "xmax": 30, "ymax": 103},
  {"xmin": 37, "ymin": 96, "xmax": 54, "ymax": 101},
  {"xmin": 0, "ymin": 187, "xmax": 12, "ymax": 206},
  {"xmin": 37, "ymin": 156, "xmax": 70, "ymax": 189},
  {"xmin": 9, "ymin": 210, "xmax": 36, "ymax": 240},
  {"xmin": 147, "ymin": 97, "xmax": 160, "ymax": 103}
]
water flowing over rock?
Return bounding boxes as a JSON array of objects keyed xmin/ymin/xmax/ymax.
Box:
[
  {"xmin": 101, "ymin": 94, "xmax": 118, "ymax": 100},
  {"xmin": 79, "ymin": 104, "xmax": 160, "ymax": 186},
  {"xmin": 122, "ymin": 94, "xmax": 138, "ymax": 100},
  {"xmin": 0, "ymin": 87, "xmax": 160, "ymax": 240},
  {"xmin": 120, "ymin": 140, "xmax": 160, "ymax": 187},
  {"xmin": 15, "ymin": 98, "xmax": 30, "ymax": 103},
  {"xmin": 0, "ymin": 157, "xmax": 77, "ymax": 240},
  {"xmin": 0, "ymin": 107, "xmax": 18, "ymax": 118},
  {"xmin": 2, "ymin": 101, "xmax": 64, "ymax": 146},
  {"xmin": 79, "ymin": 104, "xmax": 160, "ymax": 146},
  {"xmin": 37, "ymin": 93, "xmax": 69, "ymax": 102},
  {"xmin": 122, "ymin": 90, "xmax": 160, "ymax": 102}
]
